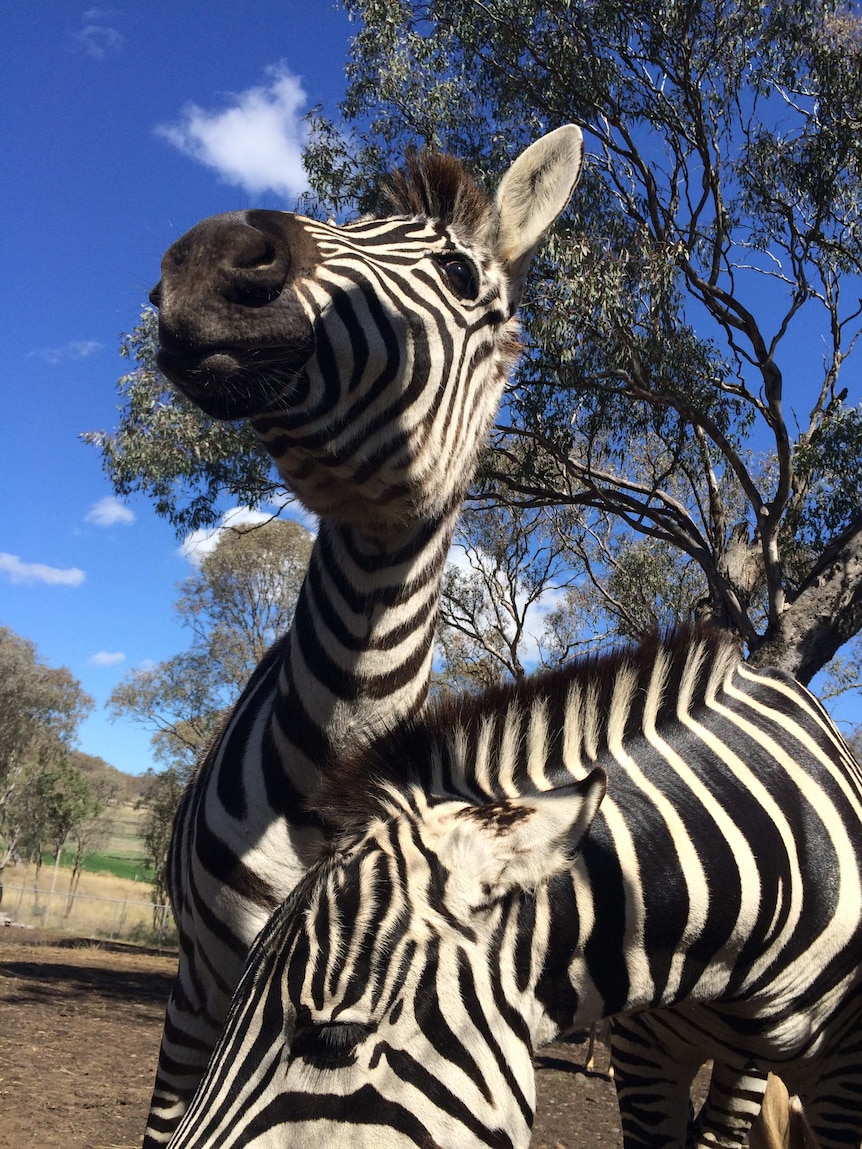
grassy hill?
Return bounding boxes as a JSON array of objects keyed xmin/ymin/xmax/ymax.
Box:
[{"xmin": 74, "ymin": 749, "xmax": 150, "ymax": 803}]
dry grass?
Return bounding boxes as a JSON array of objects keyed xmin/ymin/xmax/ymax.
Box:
[
  {"xmin": 8, "ymin": 861, "xmax": 151, "ymax": 901},
  {"xmin": 3, "ymin": 862, "xmax": 165, "ymax": 940}
]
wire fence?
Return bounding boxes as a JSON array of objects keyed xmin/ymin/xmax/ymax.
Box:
[{"xmin": 1, "ymin": 883, "xmax": 177, "ymax": 948}]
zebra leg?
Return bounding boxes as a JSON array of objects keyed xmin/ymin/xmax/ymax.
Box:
[
  {"xmin": 801, "ymin": 1065, "xmax": 862, "ymax": 1146},
  {"xmin": 142, "ymin": 974, "xmax": 229, "ymax": 1147},
  {"xmin": 611, "ymin": 1014, "xmax": 699, "ymax": 1148},
  {"xmin": 585, "ymin": 1019, "xmax": 614, "ymax": 1076},
  {"xmin": 585, "ymin": 1022, "xmax": 598, "ymax": 1072},
  {"xmin": 688, "ymin": 1061, "xmax": 768, "ymax": 1148}
]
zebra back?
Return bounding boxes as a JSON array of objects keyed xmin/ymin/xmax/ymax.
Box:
[{"xmin": 166, "ymin": 628, "xmax": 862, "ymax": 1149}]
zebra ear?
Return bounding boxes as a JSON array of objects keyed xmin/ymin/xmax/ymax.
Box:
[
  {"xmin": 437, "ymin": 767, "xmax": 606, "ymax": 912},
  {"xmin": 493, "ymin": 125, "xmax": 583, "ymax": 310}
]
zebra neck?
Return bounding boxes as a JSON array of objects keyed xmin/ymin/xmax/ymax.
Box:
[
  {"xmin": 540, "ymin": 806, "xmax": 757, "ymax": 1035},
  {"xmin": 270, "ymin": 508, "xmax": 459, "ymax": 788}
]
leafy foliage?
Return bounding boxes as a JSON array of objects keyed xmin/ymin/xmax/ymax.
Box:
[
  {"xmin": 137, "ymin": 765, "xmax": 186, "ymax": 916},
  {"xmin": 0, "ymin": 626, "xmax": 94, "ymax": 873},
  {"xmin": 304, "ymin": 0, "xmax": 862, "ymax": 680},
  {"xmin": 0, "ymin": 626, "xmax": 93, "ymax": 789}
]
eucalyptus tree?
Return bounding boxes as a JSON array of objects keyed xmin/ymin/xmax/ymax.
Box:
[{"xmin": 303, "ymin": 0, "xmax": 862, "ymax": 682}]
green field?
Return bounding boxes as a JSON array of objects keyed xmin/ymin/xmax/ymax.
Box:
[
  {"xmin": 44, "ymin": 849, "xmax": 156, "ymax": 882},
  {"xmin": 44, "ymin": 800, "xmax": 155, "ymax": 883}
]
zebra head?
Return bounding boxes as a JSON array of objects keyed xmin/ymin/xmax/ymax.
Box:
[
  {"xmin": 167, "ymin": 768, "xmax": 606, "ymax": 1149},
  {"xmin": 150, "ymin": 128, "xmax": 583, "ymax": 522}
]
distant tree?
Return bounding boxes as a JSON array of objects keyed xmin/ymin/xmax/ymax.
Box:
[
  {"xmin": 110, "ymin": 651, "xmax": 225, "ymax": 776},
  {"xmin": 176, "ymin": 517, "xmax": 311, "ymax": 689},
  {"xmin": 137, "ymin": 764, "xmax": 187, "ymax": 932},
  {"xmin": 7, "ymin": 760, "xmax": 100, "ymax": 899},
  {"xmin": 0, "ymin": 626, "xmax": 93, "ymax": 804},
  {"xmin": 0, "ymin": 738, "xmax": 60, "ymax": 882},
  {"xmin": 109, "ymin": 517, "xmax": 312, "ymax": 772},
  {"xmin": 64, "ymin": 760, "xmax": 116, "ymax": 905},
  {"xmin": 0, "ymin": 627, "xmax": 93, "ymax": 893},
  {"xmin": 41, "ymin": 764, "xmax": 98, "ymax": 893}
]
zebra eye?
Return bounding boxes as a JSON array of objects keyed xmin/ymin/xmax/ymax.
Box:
[
  {"xmin": 290, "ymin": 1021, "xmax": 374, "ymax": 1070},
  {"xmin": 435, "ymin": 254, "xmax": 480, "ymax": 300}
]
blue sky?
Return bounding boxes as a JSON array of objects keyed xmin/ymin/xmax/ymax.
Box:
[{"xmin": 2, "ymin": 3, "xmax": 356, "ymax": 775}]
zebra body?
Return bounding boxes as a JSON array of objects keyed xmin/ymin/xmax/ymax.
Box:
[
  {"xmin": 144, "ymin": 128, "xmax": 584, "ymax": 1143},
  {"xmin": 165, "ymin": 630, "xmax": 862, "ymax": 1149}
]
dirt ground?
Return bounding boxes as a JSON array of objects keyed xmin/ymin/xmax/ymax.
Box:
[{"xmin": 0, "ymin": 931, "xmax": 705, "ymax": 1149}]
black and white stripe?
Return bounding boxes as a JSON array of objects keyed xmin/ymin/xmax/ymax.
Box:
[
  {"xmin": 143, "ymin": 128, "xmax": 584, "ymax": 1144},
  {"xmin": 166, "ymin": 629, "xmax": 862, "ymax": 1149}
]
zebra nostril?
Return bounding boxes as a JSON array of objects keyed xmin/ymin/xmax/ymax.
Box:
[
  {"xmin": 235, "ymin": 241, "xmax": 278, "ymax": 270},
  {"xmin": 222, "ymin": 235, "xmax": 288, "ymax": 307},
  {"xmin": 224, "ymin": 273, "xmax": 284, "ymax": 308}
]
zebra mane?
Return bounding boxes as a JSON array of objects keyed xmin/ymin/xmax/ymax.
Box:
[
  {"xmin": 381, "ymin": 150, "xmax": 493, "ymax": 240},
  {"xmin": 315, "ymin": 626, "xmax": 743, "ymax": 833}
]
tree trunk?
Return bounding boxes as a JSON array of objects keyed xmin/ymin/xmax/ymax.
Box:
[
  {"xmin": 748, "ymin": 515, "xmax": 862, "ymax": 685},
  {"xmin": 50, "ymin": 846, "xmax": 64, "ymax": 894}
]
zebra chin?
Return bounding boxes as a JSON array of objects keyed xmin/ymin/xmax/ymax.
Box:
[{"xmin": 158, "ymin": 350, "xmax": 307, "ymax": 422}]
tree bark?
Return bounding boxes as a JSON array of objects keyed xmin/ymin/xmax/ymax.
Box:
[{"xmin": 749, "ymin": 514, "xmax": 862, "ymax": 685}]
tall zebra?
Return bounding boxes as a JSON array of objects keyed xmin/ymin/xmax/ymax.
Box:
[
  {"xmin": 165, "ymin": 629, "xmax": 862, "ymax": 1149},
  {"xmin": 142, "ymin": 127, "xmax": 584, "ymax": 1145}
]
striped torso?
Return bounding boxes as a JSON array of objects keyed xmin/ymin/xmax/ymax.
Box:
[{"xmin": 165, "ymin": 631, "xmax": 862, "ymax": 1149}]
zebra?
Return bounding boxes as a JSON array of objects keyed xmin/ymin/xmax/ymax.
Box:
[
  {"xmin": 163, "ymin": 628, "xmax": 862, "ymax": 1149},
  {"xmin": 142, "ymin": 126, "xmax": 585, "ymax": 1144}
]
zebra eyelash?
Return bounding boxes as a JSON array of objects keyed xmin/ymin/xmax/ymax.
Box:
[{"xmin": 290, "ymin": 1020, "xmax": 375, "ymax": 1069}]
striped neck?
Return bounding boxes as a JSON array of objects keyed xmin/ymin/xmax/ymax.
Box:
[{"xmin": 268, "ymin": 505, "xmax": 461, "ymax": 792}]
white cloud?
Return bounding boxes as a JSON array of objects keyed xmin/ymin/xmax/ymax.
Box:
[
  {"xmin": 267, "ymin": 490, "xmax": 319, "ymax": 535},
  {"xmin": 180, "ymin": 506, "xmax": 274, "ymax": 565},
  {"xmin": 71, "ymin": 21, "xmax": 123, "ymax": 59},
  {"xmin": 443, "ymin": 541, "xmax": 569, "ymax": 668},
  {"xmin": 0, "ymin": 553, "xmax": 85, "ymax": 587},
  {"xmin": 89, "ymin": 650, "xmax": 126, "ymax": 667},
  {"xmin": 85, "ymin": 496, "xmax": 135, "ymax": 527},
  {"xmin": 31, "ymin": 339, "xmax": 103, "ymax": 366},
  {"xmin": 155, "ymin": 63, "xmax": 310, "ymax": 200}
]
